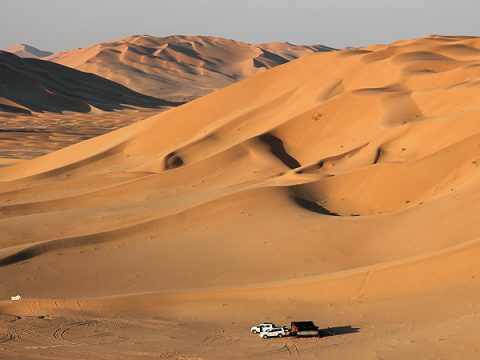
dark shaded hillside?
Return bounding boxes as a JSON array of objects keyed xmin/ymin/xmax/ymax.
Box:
[{"xmin": 0, "ymin": 51, "xmax": 179, "ymax": 114}]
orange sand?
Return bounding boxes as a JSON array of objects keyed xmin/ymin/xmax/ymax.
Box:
[{"xmin": 1, "ymin": 35, "xmax": 480, "ymax": 359}]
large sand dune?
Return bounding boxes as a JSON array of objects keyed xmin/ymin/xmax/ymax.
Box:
[
  {"xmin": 48, "ymin": 35, "xmax": 335, "ymax": 101},
  {"xmin": 2, "ymin": 35, "xmax": 480, "ymax": 359},
  {"xmin": 0, "ymin": 50, "xmax": 176, "ymax": 114}
]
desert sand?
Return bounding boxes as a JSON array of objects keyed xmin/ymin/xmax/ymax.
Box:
[
  {"xmin": 0, "ymin": 109, "xmax": 160, "ymax": 159},
  {"xmin": 48, "ymin": 35, "xmax": 335, "ymax": 101},
  {"xmin": 2, "ymin": 35, "xmax": 480, "ymax": 359}
]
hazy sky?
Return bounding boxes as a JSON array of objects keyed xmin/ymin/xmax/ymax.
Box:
[{"xmin": 1, "ymin": 0, "xmax": 479, "ymax": 51}]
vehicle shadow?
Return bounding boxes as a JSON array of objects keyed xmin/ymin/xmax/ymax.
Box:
[{"xmin": 318, "ymin": 325, "xmax": 360, "ymax": 337}]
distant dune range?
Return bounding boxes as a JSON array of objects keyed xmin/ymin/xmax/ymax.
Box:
[
  {"xmin": 2, "ymin": 43, "xmax": 52, "ymax": 59},
  {"xmin": 47, "ymin": 35, "xmax": 335, "ymax": 101},
  {"xmin": 2, "ymin": 35, "xmax": 480, "ymax": 359}
]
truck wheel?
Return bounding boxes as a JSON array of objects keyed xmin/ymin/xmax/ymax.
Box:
[
  {"xmin": 252, "ymin": 330, "xmax": 257, "ymax": 334},
  {"xmin": 278, "ymin": 334, "xmax": 283, "ymax": 338},
  {"xmin": 263, "ymin": 335, "xmax": 268, "ymax": 339}
]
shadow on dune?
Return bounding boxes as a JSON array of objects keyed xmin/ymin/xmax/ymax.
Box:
[
  {"xmin": 164, "ymin": 151, "xmax": 184, "ymax": 170},
  {"xmin": 254, "ymin": 49, "xmax": 289, "ymax": 68},
  {"xmin": 291, "ymin": 195, "xmax": 339, "ymax": 216},
  {"xmin": 0, "ymin": 103, "xmax": 32, "ymax": 114},
  {"xmin": 318, "ymin": 325, "xmax": 361, "ymax": 337},
  {"xmin": 259, "ymin": 133, "xmax": 301, "ymax": 169},
  {"xmin": 0, "ymin": 247, "xmax": 41, "ymax": 267}
]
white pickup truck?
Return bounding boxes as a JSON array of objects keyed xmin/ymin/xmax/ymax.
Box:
[
  {"xmin": 259, "ymin": 327, "xmax": 289, "ymax": 339},
  {"xmin": 250, "ymin": 323, "xmax": 275, "ymax": 334}
]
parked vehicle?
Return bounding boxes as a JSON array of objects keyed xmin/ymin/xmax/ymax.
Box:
[
  {"xmin": 250, "ymin": 323, "xmax": 275, "ymax": 334},
  {"xmin": 290, "ymin": 321, "xmax": 319, "ymax": 337},
  {"xmin": 259, "ymin": 327, "xmax": 288, "ymax": 339}
]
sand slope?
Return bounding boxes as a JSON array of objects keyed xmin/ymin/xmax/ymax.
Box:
[
  {"xmin": 0, "ymin": 51, "xmax": 178, "ymax": 114},
  {"xmin": 48, "ymin": 35, "xmax": 335, "ymax": 101},
  {"xmin": 2, "ymin": 34, "xmax": 480, "ymax": 298},
  {"xmin": 2, "ymin": 35, "xmax": 480, "ymax": 359},
  {"xmin": 2, "ymin": 43, "xmax": 52, "ymax": 58}
]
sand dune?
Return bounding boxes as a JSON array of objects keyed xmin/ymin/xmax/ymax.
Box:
[
  {"xmin": 2, "ymin": 43, "xmax": 52, "ymax": 58},
  {"xmin": 0, "ymin": 50, "xmax": 177, "ymax": 114},
  {"xmin": 0, "ymin": 36, "xmax": 334, "ymax": 161},
  {"xmin": 48, "ymin": 35, "xmax": 335, "ymax": 101},
  {"xmin": 2, "ymin": 35, "xmax": 480, "ymax": 359}
]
